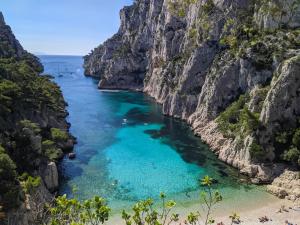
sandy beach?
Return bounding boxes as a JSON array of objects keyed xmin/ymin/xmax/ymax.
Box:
[
  {"xmin": 214, "ymin": 199, "xmax": 300, "ymax": 225},
  {"xmin": 108, "ymin": 196, "xmax": 300, "ymax": 225}
]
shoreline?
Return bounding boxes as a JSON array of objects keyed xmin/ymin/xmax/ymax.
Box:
[{"xmin": 108, "ymin": 194, "xmax": 300, "ymax": 225}]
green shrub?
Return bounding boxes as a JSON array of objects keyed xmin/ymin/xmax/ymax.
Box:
[
  {"xmin": 51, "ymin": 128, "xmax": 68, "ymax": 142},
  {"xmin": 281, "ymin": 147, "xmax": 300, "ymax": 166},
  {"xmin": 276, "ymin": 132, "xmax": 288, "ymax": 144},
  {"xmin": 42, "ymin": 140, "xmax": 56, "ymax": 148},
  {"xmin": 292, "ymin": 128, "xmax": 300, "ymax": 148},
  {"xmin": 0, "ymin": 149, "xmax": 20, "ymax": 210},
  {"xmin": 42, "ymin": 140, "xmax": 63, "ymax": 161},
  {"xmin": 0, "ymin": 79, "xmax": 21, "ymax": 113},
  {"xmin": 19, "ymin": 119, "xmax": 41, "ymax": 134},
  {"xmin": 44, "ymin": 147, "xmax": 63, "ymax": 161},
  {"xmin": 0, "ymin": 145, "xmax": 5, "ymax": 154},
  {"xmin": 49, "ymin": 195, "xmax": 110, "ymax": 225},
  {"xmin": 217, "ymin": 94, "xmax": 260, "ymax": 138},
  {"xmin": 21, "ymin": 175, "xmax": 41, "ymax": 194},
  {"xmin": 0, "ymin": 151, "xmax": 17, "ymax": 181},
  {"xmin": 202, "ymin": 0, "xmax": 215, "ymax": 14},
  {"xmin": 249, "ymin": 141, "xmax": 265, "ymax": 160}
]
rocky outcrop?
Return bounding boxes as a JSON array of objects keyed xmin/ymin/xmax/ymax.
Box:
[
  {"xmin": 41, "ymin": 162, "xmax": 59, "ymax": 192},
  {"xmin": 267, "ymin": 170, "xmax": 300, "ymax": 203},
  {"xmin": 84, "ymin": 0, "xmax": 165, "ymax": 90},
  {"xmin": 84, "ymin": 0, "xmax": 300, "ymax": 184}
]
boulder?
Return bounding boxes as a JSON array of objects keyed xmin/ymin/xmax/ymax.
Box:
[
  {"xmin": 42, "ymin": 162, "xmax": 59, "ymax": 192},
  {"xmin": 267, "ymin": 170, "xmax": 300, "ymax": 201}
]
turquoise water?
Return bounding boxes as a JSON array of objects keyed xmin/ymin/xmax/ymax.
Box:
[{"xmin": 39, "ymin": 55, "xmax": 270, "ymax": 212}]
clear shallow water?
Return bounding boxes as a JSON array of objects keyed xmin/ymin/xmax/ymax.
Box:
[{"xmin": 39, "ymin": 55, "xmax": 272, "ymax": 212}]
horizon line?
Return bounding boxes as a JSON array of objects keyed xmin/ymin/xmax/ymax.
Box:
[{"xmin": 36, "ymin": 54, "xmax": 84, "ymax": 57}]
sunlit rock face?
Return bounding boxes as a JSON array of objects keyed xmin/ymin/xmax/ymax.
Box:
[{"xmin": 84, "ymin": 0, "xmax": 300, "ymax": 182}]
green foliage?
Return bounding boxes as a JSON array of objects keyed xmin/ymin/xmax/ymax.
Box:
[
  {"xmin": 0, "ymin": 58, "xmax": 64, "ymax": 116},
  {"xmin": 167, "ymin": 0, "xmax": 197, "ymax": 18},
  {"xmin": 0, "ymin": 19, "xmax": 71, "ymax": 213},
  {"xmin": 202, "ymin": 0, "xmax": 215, "ymax": 14},
  {"xmin": 51, "ymin": 128, "xmax": 68, "ymax": 142},
  {"xmin": 217, "ymin": 94, "xmax": 260, "ymax": 138},
  {"xmin": 199, "ymin": 176, "xmax": 222, "ymax": 225},
  {"xmin": 281, "ymin": 147, "xmax": 300, "ymax": 166},
  {"xmin": 49, "ymin": 195, "xmax": 110, "ymax": 225},
  {"xmin": 0, "ymin": 79, "xmax": 21, "ymax": 113},
  {"xmin": 42, "ymin": 140, "xmax": 63, "ymax": 161},
  {"xmin": 20, "ymin": 174, "xmax": 41, "ymax": 194},
  {"xmin": 0, "ymin": 146, "xmax": 21, "ymax": 210},
  {"xmin": 275, "ymin": 127, "xmax": 300, "ymax": 166},
  {"xmin": 188, "ymin": 28, "xmax": 198, "ymax": 40},
  {"xmin": 249, "ymin": 141, "xmax": 265, "ymax": 160},
  {"xmin": 122, "ymin": 197, "xmax": 178, "ymax": 225},
  {"xmin": 121, "ymin": 176, "xmax": 222, "ymax": 225},
  {"xmin": 20, "ymin": 119, "xmax": 41, "ymax": 134},
  {"xmin": 276, "ymin": 132, "xmax": 288, "ymax": 144},
  {"xmin": 292, "ymin": 128, "xmax": 300, "ymax": 148},
  {"xmin": 0, "ymin": 148, "xmax": 17, "ymax": 182}
]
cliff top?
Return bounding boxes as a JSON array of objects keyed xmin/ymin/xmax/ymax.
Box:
[{"xmin": 0, "ymin": 12, "xmax": 5, "ymax": 25}]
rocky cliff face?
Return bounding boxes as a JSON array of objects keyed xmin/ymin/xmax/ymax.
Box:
[
  {"xmin": 84, "ymin": 0, "xmax": 300, "ymax": 184},
  {"xmin": 0, "ymin": 12, "xmax": 75, "ymax": 224}
]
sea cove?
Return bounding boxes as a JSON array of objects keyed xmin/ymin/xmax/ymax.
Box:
[{"xmin": 40, "ymin": 55, "xmax": 276, "ymax": 214}]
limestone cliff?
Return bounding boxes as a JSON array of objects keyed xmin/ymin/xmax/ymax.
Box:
[
  {"xmin": 0, "ymin": 12, "xmax": 75, "ymax": 225},
  {"xmin": 84, "ymin": 0, "xmax": 300, "ymax": 184}
]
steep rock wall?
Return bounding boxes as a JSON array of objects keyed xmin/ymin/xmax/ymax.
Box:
[{"xmin": 84, "ymin": 0, "xmax": 300, "ymax": 183}]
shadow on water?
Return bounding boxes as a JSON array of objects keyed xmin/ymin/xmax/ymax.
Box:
[{"xmin": 122, "ymin": 98, "xmax": 253, "ymax": 191}]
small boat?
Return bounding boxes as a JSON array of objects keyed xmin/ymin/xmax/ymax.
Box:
[{"xmin": 122, "ymin": 118, "xmax": 128, "ymax": 125}]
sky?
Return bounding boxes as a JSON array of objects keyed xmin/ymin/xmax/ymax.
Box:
[{"xmin": 0, "ymin": 0, "xmax": 133, "ymax": 56}]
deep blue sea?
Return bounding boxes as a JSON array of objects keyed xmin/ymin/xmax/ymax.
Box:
[{"xmin": 39, "ymin": 55, "xmax": 273, "ymax": 213}]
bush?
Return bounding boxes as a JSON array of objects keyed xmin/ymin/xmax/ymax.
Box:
[
  {"xmin": 51, "ymin": 128, "xmax": 68, "ymax": 142},
  {"xmin": 275, "ymin": 132, "xmax": 288, "ymax": 144},
  {"xmin": 0, "ymin": 151, "xmax": 17, "ymax": 181},
  {"xmin": 19, "ymin": 120, "xmax": 41, "ymax": 134},
  {"xmin": 281, "ymin": 147, "xmax": 300, "ymax": 166},
  {"xmin": 217, "ymin": 94, "xmax": 260, "ymax": 138},
  {"xmin": 249, "ymin": 141, "xmax": 265, "ymax": 160},
  {"xmin": 0, "ymin": 148, "xmax": 20, "ymax": 210},
  {"xmin": 20, "ymin": 175, "xmax": 41, "ymax": 194},
  {"xmin": 0, "ymin": 79, "xmax": 21, "ymax": 113},
  {"xmin": 49, "ymin": 195, "xmax": 110, "ymax": 225},
  {"xmin": 42, "ymin": 140, "xmax": 63, "ymax": 161},
  {"xmin": 202, "ymin": 0, "xmax": 215, "ymax": 14},
  {"xmin": 292, "ymin": 128, "xmax": 300, "ymax": 148}
]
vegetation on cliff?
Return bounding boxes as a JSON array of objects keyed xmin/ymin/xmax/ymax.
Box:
[{"xmin": 0, "ymin": 12, "xmax": 73, "ymax": 221}]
